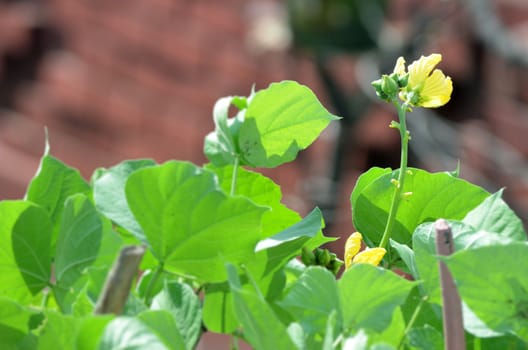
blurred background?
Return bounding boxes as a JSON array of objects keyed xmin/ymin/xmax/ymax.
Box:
[
  {"xmin": 2, "ymin": 1, "xmax": 528, "ymax": 244},
  {"xmin": 1, "ymin": 0, "xmax": 528, "ymax": 348}
]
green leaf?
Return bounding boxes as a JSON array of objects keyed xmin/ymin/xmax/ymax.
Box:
[
  {"xmin": 98, "ymin": 316, "xmax": 169, "ymax": 350},
  {"xmin": 205, "ymin": 164, "xmax": 301, "ymax": 237},
  {"xmin": 75, "ymin": 315, "xmax": 114, "ymax": 350},
  {"xmin": 202, "ymin": 281, "xmax": 238, "ymax": 334},
  {"xmin": 93, "ymin": 159, "xmax": 156, "ymax": 242},
  {"xmin": 251, "ymin": 208, "xmax": 332, "ymax": 278},
  {"xmin": 441, "ymin": 243, "xmax": 528, "ymax": 341},
  {"xmin": 54, "ymin": 194, "xmax": 103, "ymax": 311},
  {"xmin": 413, "ymin": 219, "xmax": 525, "ymax": 305},
  {"xmin": 126, "ymin": 161, "xmax": 268, "ymax": 282},
  {"xmin": 405, "ymin": 324, "xmax": 444, "ymax": 350},
  {"xmin": 0, "ymin": 201, "xmax": 51, "ymax": 302},
  {"xmin": 352, "ymin": 168, "xmax": 489, "ymax": 244},
  {"xmin": 150, "ymin": 281, "xmax": 201, "ymax": 350},
  {"xmin": 278, "ymin": 267, "xmax": 341, "ymax": 337},
  {"xmin": 137, "ymin": 310, "xmax": 186, "ymax": 350},
  {"xmin": 390, "ymin": 239, "xmax": 419, "ymax": 279},
  {"xmin": 37, "ymin": 311, "xmax": 80, "ymax": 350},
  {"xmin": 203, "ymin": 97, "xmax": 241, "ymax": 166},
  {"xmin": 463, "ymin": 189, "xmax": 527, "ymax": 241},
  {"xmin": 226, "ymin": 264, "xmax": 298, "ymax": 350},
  {"xmin": 338, "ymin": 264, "xmax": 417, "ymax": 332},
  {"xmin": 26, "ymin": 154, "xmax": 91, "ymax": 249},
  {"xmin": 238, "ymin": 81, "xmax": 339, "ymax": 168},
  {"xmin": 351, "ymin": 167, "xmax": 391, "ymax": 209},
  {"xmin": 0, "ymin": 297, "xmax": 34, "ymax": 344}
]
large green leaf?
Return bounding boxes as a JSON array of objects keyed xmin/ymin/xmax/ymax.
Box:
[
  {"xmin": 25, "ymin": 153, "xmax": 91, "ymax": 248},
  {"xmin": 53, "ymin": 194, "xmax": 103, "ymax": 311},
  {"xmin": 150, "ymin": 281, "xmax": 201, "ymax": 350},
  {"xmin": 126, "ymin": 161, "xmax": 268, "ymax": 282},
  {"xmin": 413, "ymin": 215, "xmax": 526, "ymax": 306},
  {"xmin": 98, "ymin": 316, "xmax": 169, "ymax": 350},
  {"xmin": 278, "ymin": 267, "xmax": 341, "ymax": 338},
  {"xmin": 338, "ymin": 264, "xmax": 416, "ymax": 332},
  {"xmin": 226, "ymin": 264, "xmax": 298, "ymax": 349},
  {"xmin": 137, "ymin": 310, "xmax": 186, "ymax": 350},
  {"xmin": 205, "ymin": 164, "xmax": 301, "ymax": 238},
  {"xmin": 463, "ymin": 189, "xmax": 527, "ymax": 241},
  {"xmin": 441, "ymin": 243, "xmax": 528, "ymax": 342},
  {"xmin": 93, "ymin": 159, "xmax": 156, "ymax": 242},
  {"xmin": 351, "ymin": 168, "xmax": 489, "ymax": 244},
  {"xmin": 350, "ymin": 167, "xmax": 391, "ymax": 210},
  {"xmin": 0, "ymin": 201, "xmax": 51, "ymax": 303},
  {"xmin": 238, "ymin": 81, "xmax": 339, "ymax": 168},
  {"xmin": 202, "ymin": 208, "xmax": 330, "ymax": 334},
  {"xmin": 0, "ymin": 297, "xmax": 34, "ymax": 345}
]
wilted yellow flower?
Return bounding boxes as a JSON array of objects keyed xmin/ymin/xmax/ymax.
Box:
[
  {"xmin": 344, "ymin": 232, "xmax": 363, "ymax": 269},
  {"xmin": 352, "ymin": 248, "xmax": 387, "ymax": 266},
  {"xmin": 396, "ymin": 53, "xmax": 453, "ymax": 108},
  {"xmin": 344, "ymin": 232, "xmax": 386, "ymax": 270}
]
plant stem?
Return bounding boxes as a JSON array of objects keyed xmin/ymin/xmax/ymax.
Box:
[
  {"xmin": 230, "ymin": 156, "xmax": 239, "ymax": 196},
  {"xmin": 379, "ymin": 102, "xmax": 409, "ymax": 249},
  {"xmin": 397, "ymin": 295, "xmax": 427, "ymax": 349},
  {"xmin": 143, "ymin": 262, "xmax": 164, "ymax": 304}
]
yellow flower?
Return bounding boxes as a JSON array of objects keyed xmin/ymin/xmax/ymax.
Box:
[
  {"xmin": 344, "ymin": 232, "xmax": 386, "ymax": 270},
  {"xmin": 396, "ymin": 54, "xmax": 453, "ymax": 108}
]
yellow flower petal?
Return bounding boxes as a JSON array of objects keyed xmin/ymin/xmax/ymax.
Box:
[
  {"xmin": 407, "ymin": 54, "xmax": 442, "ymax": 89},
  {"xmin": 344, "ymin": 232, "xmax": 363, "ymax": 270},
  {"xmin": 419, "ymin": 70, "xmax": 453, "ymax": 108},
  {"xmin": 393, "ymin": 57, "xmax": 406, "ymax": 76},
  {"xmin": 352, "ymin": 247, "xmax": 386, "ymax": 266}
]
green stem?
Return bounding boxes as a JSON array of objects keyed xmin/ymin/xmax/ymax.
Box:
[
  {"xmin": 379, "ymin": 102, "xmax": 410, "ymax": 249},
  {"xmin": 230, "ymin": 156, "xmax": 240, "ymax": 196},
  {"xmin": 143, "ymin": 263, "xmax": 164, "ymax": 303},
  {"xmin": 41, "ymin": 287, "xmax": 51, "ymax": 309},
  {"xmin": 397, "ymin": 295, "xmax": 427, "ymax": 349}
]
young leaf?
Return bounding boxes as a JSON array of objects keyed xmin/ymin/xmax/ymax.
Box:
[
  {"xmin": 352, "ymin": 168, "xmax": 489, "ymax": 244},
  {"xmin": 278, "ymin": 267, "xmax": 341, "ymax": 338},
  {"xmin": 25, "ymin": 154, "xmax": 91, "ymax": 249},
  {"xmin": 203, "ymin": 96, "xmax": 241, "ymax": 166},
  {"xmin": 93, "ymin": 159, "xmax": 156, "ymax": 242},
  {"xmin": 226, "ymin": 264, "xmax": 298, "ymax": 350},
  {"xmin": 98, "ymin": 316, "xmax": 170, "ymax": 350},
  {"xmin": 125, "ymin": 161, "xmax": 268, "ymax": 282},
  {"xmin": 53, "ymin": 194, "xmax": 103, "ymax": 311},
  {"xmin": 238, "ymin": 81, "xmax": 339, "ymax": 168},
  {"xmin": 441, "ymin": 243, "xmax": 528, "ymax": 342},
  {"xmin": 338, "ymin": 264, "xmax": 417, "ymax": 332},
  {"xmin": 0, "ymin": 201, "xmax": 51, "ymax": 303},
  {"xmin": 150, "ymin": 281, "xmax": 201, "ymax": 350},
  {"xmin": 463, "ymin": 189, "xmax": 527, "ymax": 241}
]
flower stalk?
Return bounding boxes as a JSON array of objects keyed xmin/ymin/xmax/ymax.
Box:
[{"xmin": 378, "ymin": 101, "xmax": 409, "ymax": 250}]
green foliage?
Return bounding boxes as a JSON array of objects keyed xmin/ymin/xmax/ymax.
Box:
[{"xmin": 1, "ymin": 80, "xmax": 527, "ymax": 349}]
